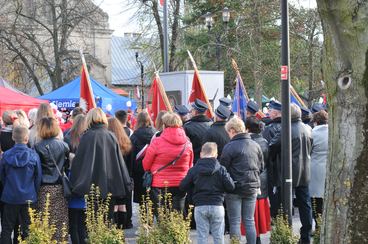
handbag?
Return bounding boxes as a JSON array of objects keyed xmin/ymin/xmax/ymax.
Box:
[
  {"xmin": 142, "ymin": 142, "xmax": 188, "ymax": 189},
  {"xmin": 46, "ymin": 145, "xmax": 72, "ymax": 198}
]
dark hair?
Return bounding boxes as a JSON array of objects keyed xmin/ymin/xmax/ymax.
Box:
[
  {"xmin": 71, "ymin": 107, "xmax": 85, "ymax": 119},
  {"xmin": 245, "ymin": 116, "xmax": 262, "ymax": 134},
  {"xmin": 313, "ymin": 110, "xmax": 328, "ymax": 125},
  {"xmin": 115, "ymin": 110, "xmax": 128, "ymax": 125},
  {"xmin": 69, "ymin": 114, "xmax": 87, "ymax": 151},
  {"xmin": 135, "ymin": 111, "xmax": 152, "ymax": 129}
]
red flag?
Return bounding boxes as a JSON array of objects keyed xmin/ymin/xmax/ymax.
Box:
[
  {"xmin": 80, "ymin": 63, "xmax": 96, "ymax": 112},
  {"xmin": 160, "ymin": 0, "xmax": 164, "ymax": 6},
  {"xmin": 150, "ymin": 73, "xmax": 172, "ymax": 124},
  {"xmin": 188, "ymin": 69, "xmax": 214, "ymax": 118}
]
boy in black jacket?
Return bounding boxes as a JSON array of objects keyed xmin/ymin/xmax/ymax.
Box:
[{"xmin": 180, "ymin": 142, "xmax": 235, "ymax": 244}]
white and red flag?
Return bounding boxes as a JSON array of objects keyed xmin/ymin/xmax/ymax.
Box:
[{"xmin": 79, "ymin": 51, "xmax": 96, "ymax": 112}]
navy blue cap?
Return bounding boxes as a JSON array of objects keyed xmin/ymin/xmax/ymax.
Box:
[
  {"xmin": 311, "ymin": 103, "xmax": 325, "ymax": 113},
  {"xmin": 301, "ymin": 107, "xmax": 311, "ymax": 117},
  {"xmin": 215, "ymin": 105, "xmax": 231, "ymax": 120},
  {"xmin": 174, "ymin": 105, "xmax": 190, "ymax": 115},
  {"xmin": 247, "ymin": 101, "xmax": 259, "ymax": 114},
  {"xmin": 219, "ymin": 97, "xmax": 232, "ymax": 107},
  {"xmin": 268, "ymin": 100, "xmax": 282, "ymax": 111},
  {"xmin": 192, "ymin": 99, "xmax": 208, "ymax": 113}
]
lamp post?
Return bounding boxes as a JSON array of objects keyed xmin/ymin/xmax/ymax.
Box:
[
  {"xmin": 135, "ymin": 52, "xmax": 145, "ymax": 109},
  {"xmin": 281, "ymin": 0, "xmax": 292, "ymax": 226},
  {"xmin": 205, "ymin": 7, "xmax": 231, "ymax": 71}
]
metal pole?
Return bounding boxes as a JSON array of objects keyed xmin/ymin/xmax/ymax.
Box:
[
  {"xmin": 163, "ymin": 0, "xmax": 169, "ymax": 72},
  {"xmin": 141, "ymin": 64, "xmax": 144, "ymax": 109},
  {"xmin": 281, "ymin": 0, "xmax": 292, "ymax": 226}
]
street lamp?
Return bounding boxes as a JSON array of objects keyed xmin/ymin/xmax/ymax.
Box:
[
  {"xmin": 204, "ymin": 8, "xmax": 231, "ymax": 70},
  {"xmin": 135, "ymin": 52, "xmax": 144, "ymax": 109},
  {"xmin": 205, "ymin": 12, "xmax": 213, "ymax": 31},
  {"xmin": 222, "ymin": 7, "xmax": 230, "ymax": 24}
]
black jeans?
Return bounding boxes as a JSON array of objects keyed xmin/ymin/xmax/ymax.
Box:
[
  {"xmin": 295, "ymin": 186, "xmax": 313, "ymax": 243},
  {"xmin": 0, "ymin": 204, "xmax": 31, "ymax": 244},
  {"xmin": 69, "ymin": 208, "xmax": 87, "ymax": 244},
  {"xmin": 150, "ymin": 187, "xmax": 186, "ymax": 213}
]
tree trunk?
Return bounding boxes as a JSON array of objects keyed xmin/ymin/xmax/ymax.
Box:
[
  {"xmin": 316, "ymin": 1, "xmax": 368, "ymax": 243},
  {"xmin": 251, "ymin": 0, "xmax": 263, "ymax": 106}
]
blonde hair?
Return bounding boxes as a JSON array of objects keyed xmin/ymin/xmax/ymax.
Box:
[
  {"xmin": 162, "ymin": 112, "xmax": 183, "ymax": 128},
  {"xmin": 12, "ymin": 125, "xmax": 29, "ymax": 143},
  {"xmin": 155, "ymin": 111, "xmax": 168, "ymax": 131},
  {"xmin": 38, "ymin": 117, "xmax": 60, "ymax": 139},
  {"xmin": 15, "ymin": 110, "xmax": 30, "ymax": 128},
  {"xmin": 225, "ymin": 117, "xmax": 246, "ymax": 134},
  {"xmin": 86, "ymin": 108, "xmax": 108, "ymax": 127},
  {"xmin": 201, "ymin": 142, "xmax": 218, "ymax": 158}
]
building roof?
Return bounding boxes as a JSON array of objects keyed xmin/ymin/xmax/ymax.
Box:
[{"xmin": 111, "ymin": 36, "xmax": 151, "ymax": 86}]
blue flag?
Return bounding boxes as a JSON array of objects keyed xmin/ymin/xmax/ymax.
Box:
[
  {"xmin": 290, "ymin": 93, "xmax": 301, "ymax": 107},
  {"xmin": 232, "ymin": 75, "xmax": 248, "ymax": 121}
]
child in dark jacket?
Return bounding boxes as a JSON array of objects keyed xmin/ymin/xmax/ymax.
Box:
[
  {"xmin": 0, "ymin": 125, "xmax": 42, "ymax": 244},
  {"xmin": 180, "ymin": 142, "xmax": 235, "ymax": 244}
]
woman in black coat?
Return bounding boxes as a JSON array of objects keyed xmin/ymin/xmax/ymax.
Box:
[
  {"xmin": 130, "ymin": 111, "xmax": 156, "ymax": 204},
  {"xmin": 220, "ymin": 117, "xmax": 263, "ymax": 244},
  {"xmin": 70, "ymin": 108, "xmax": 131, "ymax": 207}
]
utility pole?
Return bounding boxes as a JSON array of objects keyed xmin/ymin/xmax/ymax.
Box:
[
  {"xmin": 163, "ymin": 0, "xmax": 169, "ymax": 72},
  {"xmin": 281, "ymin": 0, "xmax": 292, "ymax": 226}
]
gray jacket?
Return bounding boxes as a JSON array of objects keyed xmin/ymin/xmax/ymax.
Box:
[{"xmin": 309, "ymin": 125, "xmax": 328, "ymax": 198}]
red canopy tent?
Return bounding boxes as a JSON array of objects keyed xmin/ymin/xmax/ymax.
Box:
[{"xmin": 0, "ymin": 87, "xmax": 46, "ymax": 115}]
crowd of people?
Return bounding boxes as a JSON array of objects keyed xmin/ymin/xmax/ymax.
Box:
[{"xmin": 0, "ymin": 97, "xmax": 328, "ymax": 244}]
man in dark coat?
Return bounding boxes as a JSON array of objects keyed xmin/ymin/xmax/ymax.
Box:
[
  {"xmin": 203, "ymin": 105, "xmax": 231, "ymax": 159},
  {"xmin": 262, "ymin": 100, "xmax": 282, "ymax": 218},
  {"xmin": 246, "ymin": 100, "xmax": 259, "ymax": 118},
  {"xmin": 184, "ymin": 99, "xmax": 212, "ymax": 164},
  {"xmin": 219, "ymin": 97, "xmax": 234, "ymax": 119},
  {"xmin": 269, "ymin": 104, "xmax": 313, "ymax": 244}
]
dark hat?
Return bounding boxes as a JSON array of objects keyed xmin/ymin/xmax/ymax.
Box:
[
  {"xmin": 301, "ymin": 107, "xmax": 311, "ymax": 117},
  {"xmin": 247, "ymin": 100, "xmax": 259, "ymax": 114},
  {"xmin": 192, "ymin": 99, "xmax": 208, "ymax": 113},
  {"xmin": 268, "ymin": 100, "xmax": 282, "ymax": 111},
  {"xmin": 174, "ymin": 105, "xmax": 190, "ymax": 115},
  {"xmin": 215, "ymin": 105, "xmax": 231, "ymax": 120},
  {"xmin": 311, "ymin": 103, "xmax": 325, "ymax": 113},
  {"xmin": 219, "ymin": 97, "xmax": 232, "ymax": 107}
]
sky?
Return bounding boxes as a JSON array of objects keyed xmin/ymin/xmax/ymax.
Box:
[{"xmin": 96, "ymin": 0, "xmax": 317, "ymax": 37}]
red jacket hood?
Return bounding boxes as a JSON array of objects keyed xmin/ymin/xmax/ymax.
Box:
[{"xmin": 160, "ymin": 127, "xmax": 188, "ymax": 145}]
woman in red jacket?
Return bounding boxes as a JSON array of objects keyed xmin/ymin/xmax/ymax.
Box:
[{"xmin": 143, "ymin": 112, "xmax": 193, "ymax": 212}]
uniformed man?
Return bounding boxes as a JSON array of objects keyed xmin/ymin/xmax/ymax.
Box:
[
  {"xmin": 174, "ymin": 105, "xmax": 190, "ymax": 124},
  {"xmin": 262, "ymin": 100, "xmax": 282, "ymax": 218},
  {"xmin": 246, "ymin": 100, "xmax": 259, "ymax": 118},
  {"xmin": 184, "ymin": 99, "xmax": 212, "ymax": 165},
  {"xmin": 219, "ymin": 97, "xmax": 234, "ymax": 119},
  {"xmin": 203, "ymin": 105, "xmax": 231, "ymax": 159}
]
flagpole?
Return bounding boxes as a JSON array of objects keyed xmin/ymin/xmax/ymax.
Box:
[
  {"xmin": 163, "ymin": 0, "xmax": 169, "ymax": 72},
  {"xmin": 155, "ymin": 72, "xmax": 172, "ymax": 112},
  {"xmin": 231, "ymin": 59, "xmax": 249, "ymax": 101},
  {"xmin": 290, "ymin": 85, "xmax": 307, "ymax": 108},
  {"xmin": 187, "ymin": 50, "xmax": 214, "ymax": 118}
]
